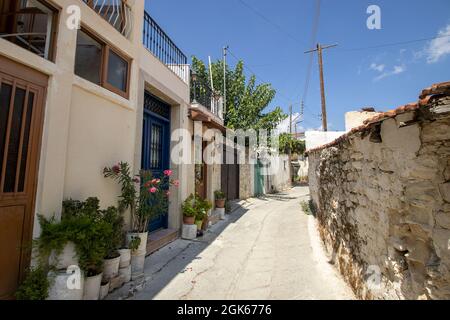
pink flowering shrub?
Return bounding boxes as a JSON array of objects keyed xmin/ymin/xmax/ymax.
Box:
[{"xmin": 104, "ymin": 162, "xmax": 179, "ymax": 232}]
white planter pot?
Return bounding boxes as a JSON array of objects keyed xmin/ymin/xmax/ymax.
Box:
[
  {"xmin": 118, "ymin": 248, "xmax": 131, "ymax": 268},
  {"xmin": 47, "ymin": 270, "xmax": 84, "ymax": 300},
  {"xmin": 217, "ymin": 208, "xmax": 226, "ymax": 220},
  {"xmin": 127, "ymin": 232, "xmax": 148, "ymax": 255},
  {"xmin": 83, "ymin": 272, "xmax": 102, "ymax": 300},
  {"xmin": 130, "ymin": 253, "xmax": 146, "ymax": 280},
  {"xmin": 102, "ymin": 256, "xmax": 120, "ymax": 282},
  {"xmin": 99, "ymin": 281, "xmax": 110, "ymax": 300},
  {"xmin": 119, "ymin": 265, "xmax": 132, "ymax": 283},
  {"xmin": 49, "ymin": 242, "xmax": 79, "ymax": 270},
  {"xmin": 181, "ymin": 224, "xmax": 197, "ymax": 240}
]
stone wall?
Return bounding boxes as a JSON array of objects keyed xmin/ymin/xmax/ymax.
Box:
[{"xmin": 307, "ymin": 83, "xmax": 450, "ymax": 300}]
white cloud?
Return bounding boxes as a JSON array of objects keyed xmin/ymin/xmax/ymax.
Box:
[
  {"xmin": 426, "ymin": 24, "xmax": 450, "ymax": 63},
  {"xmin": 374, "ymin": 65, "xmax": 406, "ymax": 81},
  {"xmin": 369, "ymin": 63, "xmax": 385, "ymax": 72}
]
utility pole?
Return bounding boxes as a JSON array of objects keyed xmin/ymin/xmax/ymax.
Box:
[
  {"xmin": 305, "ymin": 43, "xmax": 337, "ymax": 132},
  {"xmin": 289, "ymin": 104, "xmax": 293, "ymax": 134},
  {"xmin": 223, "ymin": 46, "xmax": 228, "ymax": 118}
]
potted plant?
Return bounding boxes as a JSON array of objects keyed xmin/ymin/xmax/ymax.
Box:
[
  {"xmin": 61, "ymin": 198, "xmax": 112, "ymax": 300},
  {"xmin": 100, "ymin": 205, "xmax": 124, "ymax": 284},
  {"xmin": 214, "ymin": 190, "xmax": 226, "ymax": 208},
  {"xmin": 182, "ymin": 194, "xmax": 197, "ymax": 225},
  {"xmin": 195, "ymin": 209, "xmax": 205, "ymax": 230},
  {"xmin": 198, "ymin": 196, "xmax": 212, "ymax": 230},
  {"xmin": 104, "ymin": 162, "xmax": 179, "ymax": 279},
  {"xmin": 104, "ymin": 164, "xmax": 179, "ymax": 250},
  {"xmin": 35, "ymin": 205, "xmax": 110, "ymax": 300}
]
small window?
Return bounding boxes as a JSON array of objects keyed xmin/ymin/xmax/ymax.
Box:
[
  {"xmin": 75, "ymin": 30, "xmax": 102, "ymax": 85},
  {"xmin": 0, "ymin": 0, "xmax": 59, "ymax": 61},
  {"xmin": 106, "ymin": 50, "xmax": 129, "ymax": 93},
  {"xmin": 74, "ymin": 27, "xmax": 131, "ymax": 98}
]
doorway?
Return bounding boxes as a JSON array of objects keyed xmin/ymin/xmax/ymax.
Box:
[
  {"xmin": 0, "ymin": 55, "xmax": 47, "ymax": 300},
  {"xmin": 141, "ymin": 92, "xmax": 170, "ymax": 232}
]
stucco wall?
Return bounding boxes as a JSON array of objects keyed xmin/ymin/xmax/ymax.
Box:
[
  {"xmin": 270, "ymin": 154, "xmax": 291, "ymax": 192},
  {"xmin": 345, "ymin": 111, "xmax": 381, "ymax": 132},
  {"xmin": 308, "ymin": 94, "xmax": 450, "ymax": 299},
  {"xmin": 0, "ymin": 0, "xmax": 196, "ymax": 237}
]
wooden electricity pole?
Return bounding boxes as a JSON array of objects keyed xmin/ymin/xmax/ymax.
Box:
[
  {"xmin": 305, "ymin": 43, "xmax": 337, "ymax": 132},
  {"xmin": 289, "ymin": 104, "xmax": 293, "ymax": 134},
  {"xmin": 223, "ymin": 46, "xmax": 229, "ymax": 118}
]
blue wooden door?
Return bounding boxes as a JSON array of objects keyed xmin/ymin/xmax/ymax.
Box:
[{"xmin": 142, "ymin": 92, "xmax": 170, "ymax": 232}]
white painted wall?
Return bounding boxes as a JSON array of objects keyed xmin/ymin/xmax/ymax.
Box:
[
  {"xmin": 345, "ymin": 111, "xmax": 380, "ymax": 132},
  {"xmin": 0, "ymin": 0, "xmax": 195, "ymax": 237},
  {"xmin": 305, "ymin": 131, "xmax": 345, "ymax": 151}
]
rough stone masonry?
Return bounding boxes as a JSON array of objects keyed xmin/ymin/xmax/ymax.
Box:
[{"xmin": 307, "ymin": 82, "xmax": 450, "ymax": 300}]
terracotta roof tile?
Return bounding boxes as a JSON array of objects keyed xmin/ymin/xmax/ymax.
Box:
[{"xmin": 306, "ymin": 81, "xmax": 449, "ymax": 155}]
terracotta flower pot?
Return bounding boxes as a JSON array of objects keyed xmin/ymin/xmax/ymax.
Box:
[
  {"xmin": 215, "ymin": 199, "xmax": 225, "ymax": 208},
  {"xmin": 183, "ymin": 215, "xmax": 195, "ymax": 225}
]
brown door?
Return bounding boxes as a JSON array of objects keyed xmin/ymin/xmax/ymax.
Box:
[
  {"xmin": 195, "ymin": 142, "xmax": 208, "ymax": 199},
  {"xmin": 221, "ymin": 144, "xmax": 240, "ymax": 200},
  {"xmin": 0, "ymin": 56, "xmax": 47, "ymax": 300}
]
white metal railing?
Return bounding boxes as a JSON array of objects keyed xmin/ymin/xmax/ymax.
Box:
[{"xmin": 83, "ymin": 0, "xmax": 133, "ymax": 38}]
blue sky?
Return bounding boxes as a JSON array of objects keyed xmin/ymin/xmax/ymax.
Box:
[{"xmin": 145, "ymin": 0, "xmax": 450, "ymax": 131}]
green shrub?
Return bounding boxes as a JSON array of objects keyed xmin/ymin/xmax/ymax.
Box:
[
  {"xmin": 182, "ymin": 194, "xmax": 212, "ymax": 221},
  {"xmin": 214, "ymin": 190, "xmax": 226, "ymax": 200},
  {"xmin": 15, "ymin": 266, "xmax": 50, "ymax": 300},
  {"xmin": 36, "ymin": 197, "xmax": 116, "ymax": 276}
]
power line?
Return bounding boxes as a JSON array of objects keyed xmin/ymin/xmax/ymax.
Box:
[
  {"xmin": 342, "ymin": 34, "xmax": 450, "ymax": 52},
  {"xmin": 300, "ymin": 0, "xmax": 321, "ymax": 105},
  {"xmin": 236, "ymin": 0, "xmax": 304, "ymax": 45},
  {"xmin": 227, "ymin": 48, "xmax": 294, "ymax": 105}
]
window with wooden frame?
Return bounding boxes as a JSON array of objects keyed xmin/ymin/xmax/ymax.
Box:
[
  {"xmin": 74, "ymin": 27, "xmax": 131, "ymax": 99},
  {"xmin": 0, "ymin": 0, "xmax": 59, "ymax": 61}
]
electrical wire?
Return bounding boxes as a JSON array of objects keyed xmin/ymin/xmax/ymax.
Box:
[
  {"xmin": 227, "ymin": 48, "xmax": 294, "ymax": 105},
  {"xmin": 300, "ymin": 0, "xmax": 321, "ymax": 106},
  {"xmin": 342, "ymin": 34, "xmax": 450, "ymax": 52},
  {"xmin": 236, "ymin": 0, "xmax": 304, "ymax": 45}
]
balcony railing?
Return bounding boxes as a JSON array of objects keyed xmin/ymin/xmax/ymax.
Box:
[
  {"xmin": 143, "ymin": 11, "xmax": 188, "ymax": 82},
  {"xmin": 191, "ymin": 77, "xmax": 223, "ymax": 119},
  {"xmin": 0, "ymin": 0, "xmax": 58, "ymax": 60},
  {"xmin": 82, "ymin": 0, "xmax": 133, "ymax": 38}
]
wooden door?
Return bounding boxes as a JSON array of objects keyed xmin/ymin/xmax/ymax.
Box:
[
  {"xmin": 221, "ymin": 145, "xmax": 239, "ymax": 200},
  {"xmin": 0, "ymin": 56, "xmax": 47, "ymax": 300},
  {"xmin": 195, "ymin": 142, "xmax": 208, "ymax": 199}
]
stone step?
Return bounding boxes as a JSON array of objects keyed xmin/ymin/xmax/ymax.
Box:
[{"xmin": 146, "ymin": 228, "xmax": 178, "ymax": 256}]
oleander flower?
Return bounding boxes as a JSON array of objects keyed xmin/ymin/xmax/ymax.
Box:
[
  {"xmin": 164, "ymin": 169, "xmax": 172, "ymax": 176},
  {"xmin": 112, "ymin": 165, "xmax": 120, "ymax": 174},
  {"xmin": 149, "ymin": 187, "xmax": 157, "ymax": 193}
]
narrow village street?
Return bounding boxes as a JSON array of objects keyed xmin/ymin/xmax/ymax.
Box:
[{"xmin": 109, "ymin": 187, "xmax": 354, "ymax": 300}]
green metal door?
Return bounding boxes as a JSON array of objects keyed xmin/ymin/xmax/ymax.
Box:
[{"xmin": 254, "ymin": 160, "xmax": 264, "ymax": 196}]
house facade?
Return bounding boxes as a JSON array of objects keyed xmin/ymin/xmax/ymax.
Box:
[{"xmin": 0, "ymin": 0, "xmax": 225, "ymax": 299}]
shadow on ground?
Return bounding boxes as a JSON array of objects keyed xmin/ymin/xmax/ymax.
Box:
[{"xmin": 108, "ymin": 202, "xmax": 250, "ymax": 300}]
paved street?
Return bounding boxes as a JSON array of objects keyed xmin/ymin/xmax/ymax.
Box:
[{"xmin": 109, "ymin": 186, "xmax": 354, "ymax": 300}]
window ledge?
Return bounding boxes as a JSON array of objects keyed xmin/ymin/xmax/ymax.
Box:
[{"xmin": 73, "ymin": 75, "xmax": 134, "ymax": 111}]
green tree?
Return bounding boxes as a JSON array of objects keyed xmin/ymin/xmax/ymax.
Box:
[
  {"xmin": 278, "ymin": 133, "xmax": 306, "ymax": 155},
  {"xmin": 191, "ymin": 56, "xmax": 287, "ymax": 131}
]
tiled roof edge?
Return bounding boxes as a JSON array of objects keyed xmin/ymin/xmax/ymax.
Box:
[{"xmin": 305, "ymin": 81, "xmax": 450, "ymax": 155}]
